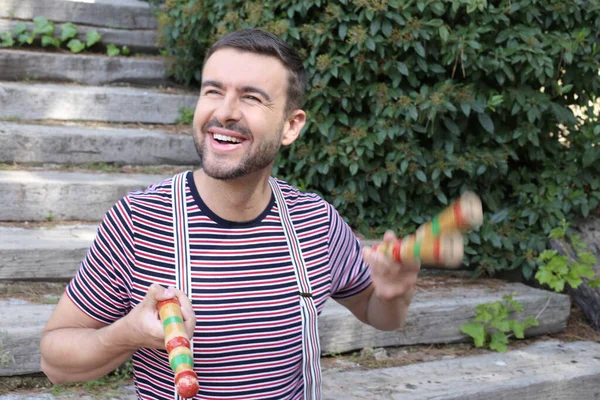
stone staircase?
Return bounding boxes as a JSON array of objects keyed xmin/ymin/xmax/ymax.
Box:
[{"xmin": 0, "ymin": 1, "xmax": 599, "ymax": 399}]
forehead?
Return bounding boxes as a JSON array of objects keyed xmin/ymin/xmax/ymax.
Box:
[{"xmin": 202, "ymin": 48, "xmax": 288, "ymax": 96}]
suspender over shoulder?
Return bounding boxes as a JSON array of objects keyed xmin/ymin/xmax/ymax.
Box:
[{"xmin": 171, "ymin": 172, "xmax": 322, "ymax": 400}]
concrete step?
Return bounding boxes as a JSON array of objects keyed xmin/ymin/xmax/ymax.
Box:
[
  {"xmin": 0, "ymin": 121, "xmax": 197, "ymax": 165},
  {"xmin": 2, "ymin": 341, "xmax": 599, "ymax": 399},
  {"xmin": 0, "ymin": 170, "xmax": 178, "ymax": 221},
  {"xmin": 322, "ymin": 340, "xmax": 600, "ymax": 399},
  {"xmin": 0, "ymin": 50, "xmax": 168, "ymax": 86},
  {"xmin": 0, "ymin": 18, "xmax": 159, "ymax": 54},
  {"xmin": 0, "ymin": 225, "xmax": 468, "ymax": 281},
  {"xmin": 0, "ymin": 82, "xmax": 197, "ymax": 124},
  {"xmin": 0, "ymin": 278, "xmax": 570, "ymax": 375},
  {"xmin": 1, "ymin": 341, "xmax": 598, "ymax": 400},
  {"xmin": 0, "ymin": 0, "xmax": 157, "ymax": 30},
  {"xmin": 0, "ymin": 224, "xmax": 97, "ymax": 280}
]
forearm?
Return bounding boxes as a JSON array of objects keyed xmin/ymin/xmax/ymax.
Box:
[
  {"xmin": 366, "ymin": 290, "xmax": 413, "ymax": 331},
  {"xmin": 40, "ymin": 317, "xmax": 136, "ymax": 384}
]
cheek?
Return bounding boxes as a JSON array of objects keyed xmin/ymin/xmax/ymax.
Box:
[{"xmin": 193, "ymin": 101, "xmax": 209, "ymax": 129}]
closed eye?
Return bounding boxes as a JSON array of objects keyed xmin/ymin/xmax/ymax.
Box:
[{"xmin": 243, "ymin": 95, "xmax": 261, "ymax": 102}]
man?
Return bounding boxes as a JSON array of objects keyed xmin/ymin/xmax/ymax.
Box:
[{"xmin": 40, "ymin": 29, "xmax": 420, "ymax": 399}]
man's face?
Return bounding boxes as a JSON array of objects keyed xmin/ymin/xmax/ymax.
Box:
[{"xmin": 193, "ymin": 48, "xmax": 291, "ymax": 180}]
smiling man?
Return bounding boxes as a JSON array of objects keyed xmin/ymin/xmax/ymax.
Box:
[{"xmin": 40, "ymin": 29, "xmax": 420, "ymax": 400}]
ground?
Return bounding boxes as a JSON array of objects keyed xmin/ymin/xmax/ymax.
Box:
[{"xmin": 1, "ymin": 281, "xmax": 598, "ymax": 398}]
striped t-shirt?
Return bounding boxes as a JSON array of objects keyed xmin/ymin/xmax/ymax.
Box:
[{"xmin": 67, "ymin": 171, "xmax": 372, "ymax": 400}]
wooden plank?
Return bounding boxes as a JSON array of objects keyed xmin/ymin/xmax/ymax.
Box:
[
  {"xmin": 0, "ymin": 0, "xmax": 157, "ymax": 30},
  {"xmin": 552, "ymin": 218, "xmax": 600, "ymax": 332},
  {"xmin": 0, "ymin": 19, "xmax": 159, "ymax": 53},
  {"xmin": 0, "ymin": 302, "xmax": 55, "ymax": 376},
  {"xmin": 0, "ymin": 121, "xmax": 197, "ymax": 166},
  {"xmin": 319, "ymin": 277, "xmax": 570, "ymax": 354},
  {"xmin": 0, "ymin": 82, "xmax": 197, "ymax": 124},
  {"xmin": 0, "ymin": 280, "xmax": 570, "ymax": 375},
  {"xmin": 0, "ymin": 170, "xmax": 173, "ymax": 221},
  {"xmin": 322, "ymin": 341, "xmax": 600, "ymax": 399},
  {"xmin": 0, "ymin": 49, "xmax": 167, "ymax": 85},
  {"xmin": 0, "ymin": 225, "xmax": 96, "ymax": 280}
]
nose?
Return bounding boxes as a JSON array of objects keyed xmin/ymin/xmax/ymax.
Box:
[{"xmin": 213, "ymin": 93, "xmax": 242, "ymax": 126}]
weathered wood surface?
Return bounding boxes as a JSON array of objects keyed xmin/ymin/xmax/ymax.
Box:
[
  {"xmin": 0, "ymin": 0, "xmax": 157, "ymax": 30},
  {"xmin": 0, "ymin": 49, "xmax": 167, "ymax": 85},
  {"xmin": 0, "ymin": 19, "xmax": 159, "ymax": 53},
  {"xmin": 2, "ymin": 341, "xmax": 598, "ymax": 399},
  {"xmin": 0, "ymin": 170, "xmax": 174, "ymax": 221},
  {"xmin": 0, "ymin": 224, "xmax": 96, "ymax": 280},
  {"xmin": 0, "ymin": 279, "xmax": 569, "ymax": 375},
  {"xmin": 0, "ymin": 82, "xmax": 197, "ymax": 124},
  {"xmin": 319, "ymin": 277, "xmax": 570, "ymax": 353},
  {"xmin": 322, "ymin": 340, "xmax": 600, "ymax": 400},
  {"xmin": 0, "ymin": 302, "xmax": 55, "ymax": 376},
  {"xmin": 551, "ymin": 217, "xmax": 600, "ymax": 332},
  {"xmin": 0, "ymin": 121, "xmax": 197, "ymax": 166}
]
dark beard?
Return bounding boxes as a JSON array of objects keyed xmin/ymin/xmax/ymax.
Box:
[{"xmin": 194, "ymin": 118, "xmax": 283, "ymax": 180}]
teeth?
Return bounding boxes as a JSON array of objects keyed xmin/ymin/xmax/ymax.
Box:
[{"xmin": 213, "ymin": 133, "xmax": 242, "ymax": 143}]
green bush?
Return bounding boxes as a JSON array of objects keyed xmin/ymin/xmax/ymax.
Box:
[{"xmin": 157, "ymin": 0, "xmax": 600, "ymax": 278}]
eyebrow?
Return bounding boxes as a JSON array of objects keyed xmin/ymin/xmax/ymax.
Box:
[{"xmin": 201, "ymin": 80, "xmax": 272, "ymax": 102}]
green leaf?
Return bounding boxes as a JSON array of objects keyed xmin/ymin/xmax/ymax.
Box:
[
  {"xmin": 33, "ymin": 16, "xmax": 54, "ymax": 36},
  {"xmin": 41, "ymin": 35, "xmax": 60, "ymax": 48},
  {"xmin": 18, "ymin": 32, "xmax": 35, "ymax": 45},
  {"xmin": 415, "ymin": 170, "xmax": 427, "ymax": 182},
  {"xmin": 67, "ymin": 39, "xmax": 85, "ymax": 53},
  {"xmin": 489, "ymin": 332, "xmax": 509, "ymax": 352},
  {"xmin": 436, "ymin": 191, "xmax": 448, "ymax": 204},
  {"xmin": 106, "ymin": 43, "xmax": 121, "ymax": 57},
  {"xmin": 582, "ymin": 148, "xmax": 597, "ymax": 167},
  {"xmin": 461, "ymin": 322, "xmax": 486, "ymax": 347},
  {"xmin": 460, "ymin": 103, "xmax": 471, "ymax": 117},
  {"xmin": 0, "ymin": 32, "xmax": 14, "ymax": 48},
  {"xmin": 414, "ymin": 42, "xmax": 425, "ymax": 57},
  {"xmin": 366, "ymin": 37, "xmax": 376, "ymax": 51},
  {"xmin": 477, "ymin": 113, "xmax": 494, "ymax": 134},
  {"xmin": 12, "ymin": 22, "xmax": 27, "ymax": 36},
  {"xmin": 589, "ymin": 278, "xmax": 600, "ymax": 289},
  {"xmin": 370, "ymin": 19, "xmax": 381, "ymax": 36},
  {"xmin": 86, "ymin": 30, "xmax": 102, "ymax": 47},
  {"xmin": 382, "ymin": 20, "xmax": 393, "ymax": 37},
  {"xmin": 121, "ymin": 45, "xmax": 131, "ymax": 55},
  {"xmin": 339, "ymin": 24, "xmax": 348, "ymax": 40},
  {"xmin": 342, "ymin": 69, "xmax": 351, "ymax": 85},
  {"xmin": 349, "ymin": 162, "xmax": 359, "ymax": 176},
  {"xmin": 439, "ymin": 25, "xmax": 449, "ymax": 42},
  {"xmin": 60, "ymin": 23, "xmax": 78, "ymax": 42},
  {"xmin": 510, "ymin": 321, "xmax": 525, "ymax": 339},
  {"xmin": 397, "ymin": 62, "xmax": 409, "ymax": 76}
]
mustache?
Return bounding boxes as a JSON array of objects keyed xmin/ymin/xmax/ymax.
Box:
[{"xmin": 203, "ymin": 118, "xmax": 252, "ymax": 138}]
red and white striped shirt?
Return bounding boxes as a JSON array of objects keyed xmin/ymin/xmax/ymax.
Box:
[{"xmin": 67, "ymin": 172, "xmax": 371, "ymax": 400}]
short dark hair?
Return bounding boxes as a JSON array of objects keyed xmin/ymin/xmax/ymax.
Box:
[{"xmin": 203, "ymin": 29, "xmax": 308, "ymax": 114}]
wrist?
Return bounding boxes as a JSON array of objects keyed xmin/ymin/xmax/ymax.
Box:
[{"xmin": 99, "ymin": 315, "xmax": 140, "ymax": 352}]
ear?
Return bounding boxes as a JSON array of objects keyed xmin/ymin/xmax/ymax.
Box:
[{"xmin": 281, "ymin": 109, "xmax": 306, "ymax": 146}]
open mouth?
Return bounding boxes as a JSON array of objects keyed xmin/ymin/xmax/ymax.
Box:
[{"xmin": 213, "ymin": 133, "xmax": 243, "ymax": 144}]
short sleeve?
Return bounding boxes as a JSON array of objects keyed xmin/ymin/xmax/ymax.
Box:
[
  {"xmin": 66, "ymin": 197, "xmax": 135, "ymax": 324},
  {"xmin": 326, "ymin": 203, "xmax": 372, "ymax": 299}
]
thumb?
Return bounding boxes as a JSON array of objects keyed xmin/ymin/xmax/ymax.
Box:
[{"xmin": 144, "ymin": 283, "xmax": 176, "ymax": 308}]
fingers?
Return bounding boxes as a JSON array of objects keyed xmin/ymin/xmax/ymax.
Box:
[
  {"xmin": 383, "ymin": 229, "xmax": 397, "ymax": 243},
  {"xmin": 170, "ymin": 287, "xmax": 196, "ymax": 340},
  {"xmin": 145, "ymin": 283, "xmax": 176, "ymax": 306}
]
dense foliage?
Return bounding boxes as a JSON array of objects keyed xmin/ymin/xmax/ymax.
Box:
[{"xmin": 157, "ymin": 0, "xmax": 600, "ymax": 278}]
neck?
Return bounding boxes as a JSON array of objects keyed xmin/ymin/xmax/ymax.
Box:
[{"xmin": 192, "ymin": 168, "xmax": 273, "ymax": 222}]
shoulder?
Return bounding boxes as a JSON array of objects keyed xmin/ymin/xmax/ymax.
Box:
[
  {"xmin": 272, "ymin": 177, "xmax": 330, "ymax": 211},
  {"xmin": 124, "ymin": 173, "xmax": 180, "ymax": 208}
]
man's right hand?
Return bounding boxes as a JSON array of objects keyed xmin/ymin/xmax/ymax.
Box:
[{"xmin": 123, "ymin": 284, "xmax": 196, "ymax": 350}]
